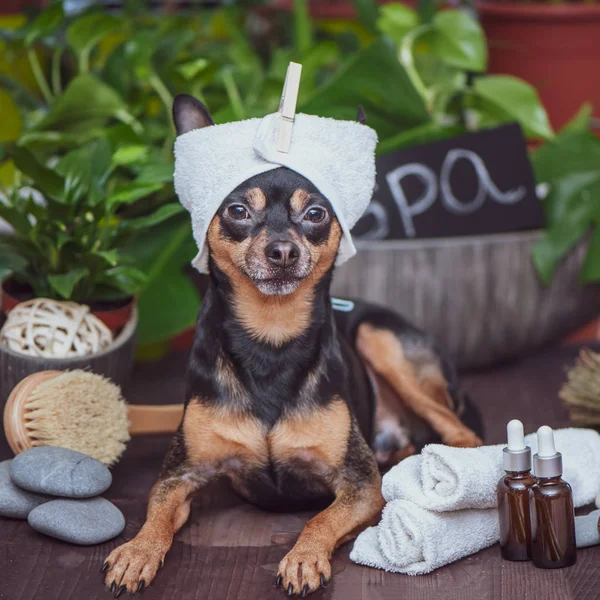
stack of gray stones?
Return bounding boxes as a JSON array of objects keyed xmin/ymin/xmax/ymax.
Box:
[{"xmin": 0, "ymin": 446, "xmax": 125, "ymax": 545}]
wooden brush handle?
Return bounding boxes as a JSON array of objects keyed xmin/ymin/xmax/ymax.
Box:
[{"xmin": 127, "ymin": 404, "xmax": 184, "ymax": 435}]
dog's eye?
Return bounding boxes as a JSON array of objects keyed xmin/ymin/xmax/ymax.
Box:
[
  {"xmin": 227, "ymin": 205, "xmax": 250, "ymax": 220},
  {"xmin": 304, "ymin": 207, "xmax": 326, "ymax": 223}
]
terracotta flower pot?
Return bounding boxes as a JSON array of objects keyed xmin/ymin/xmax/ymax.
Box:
[
  {"xmin": 478, "ymin": 3, "xmax": 600, "ymax": 130},
  {"xmin": 1, "ymin": 279, "xmax": 135, "ymax": 334},
  {"xmin": 0, "ymin": 0, "xmax": 47, "ymax": 14}
]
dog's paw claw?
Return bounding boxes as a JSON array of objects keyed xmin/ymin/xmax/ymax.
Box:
[
  {"xmin": 277, "ymin": 544, "xmax": 331, "ymax": 595},
  {"xmin": 103, "ymin": 539, "xmax": 165, "ymax": 596}
]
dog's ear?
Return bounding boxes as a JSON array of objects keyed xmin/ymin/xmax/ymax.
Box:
[
  {"xmin": 356, "ymin": 105, "xmax": 367, "ymax": 125},
  {"xmin": 173, "ymin": 94, "xmax": 214, "ymax": 135}
]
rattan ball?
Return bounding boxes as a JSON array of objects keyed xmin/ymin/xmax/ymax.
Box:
[{"xmin": 0, "ymin": 298, "xmax": 113, "ymax": 358}]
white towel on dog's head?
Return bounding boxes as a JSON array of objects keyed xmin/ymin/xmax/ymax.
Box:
[{"xmin": 174, "ymin": 112, "xmax": 378, "ymax": 273}]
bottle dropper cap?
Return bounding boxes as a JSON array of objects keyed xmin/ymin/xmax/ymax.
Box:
[
  {"xmin": 503, "ymin": 419, "xmax": 531, "ymax": 472},
  {"xmin": 533, "ymin": 425, "xmax": 563, "ymax": 478}
]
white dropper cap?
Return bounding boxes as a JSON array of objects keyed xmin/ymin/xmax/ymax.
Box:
[
  {"xmin": 533, "ymin": 425, "xmax": 563, "ymax": 478},
  {"xmin": 503, "ymin": 419, "xmax": 531, "ymax": 472},
  {"xmin": 507, "ymin": 419, "xmax": 526, "ymax": 451}
]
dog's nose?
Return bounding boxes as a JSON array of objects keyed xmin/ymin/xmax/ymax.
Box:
[{"xmin": 265, "ymin": 241, "xmax": 300, "ymax": 268}]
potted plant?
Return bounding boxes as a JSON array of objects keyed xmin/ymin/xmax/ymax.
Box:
[
  {"xmin": 0, "ymin": 137, "xmax": 186, "ymax": 399},
  {"xmin": 477, "ymin": 1, "xmax": 600, "ymax": 130},
  {"xmin": 302, "ymin": 2, "xmax": 600, "ymax": 367},
  {"xmin": 0, "ymin": 0, "xmax": 366, "ymax": 353}
]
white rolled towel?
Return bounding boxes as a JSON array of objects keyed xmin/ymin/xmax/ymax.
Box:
[
  {"xmin": 350, "ymin": 499, "xmax": 499, "ymax": 575},
  {"xmin": 382, "ymin": 428, "xmax": 600, "ymax": 511}
]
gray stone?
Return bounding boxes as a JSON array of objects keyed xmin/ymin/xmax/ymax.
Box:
[
  {"xmin": 10, "ymin": 447, "xmax": 111, "ymax": 498},
  {"xmin": 0, "ymin": 460, "xmax": 51, "ymax": 519},
  {"xmin": 28, "ymin": 497, "xmax": 125, "ymax": 545}
]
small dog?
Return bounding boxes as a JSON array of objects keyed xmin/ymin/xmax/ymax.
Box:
[{"xmin": 103, "ymin": 96, "xmax": 483, "ymax": 597}]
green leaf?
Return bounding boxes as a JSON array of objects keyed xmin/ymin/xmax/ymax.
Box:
[
  {"xmin": 124, "ymin": 216, "xmax": 200, "ymax": 346},
  {"xmin": 378, "ymin": 121, "xmax": 465, "ymax": 154},
  {"xmin": 34, "ymin": 74, "xmax": 139, "ymax": 133},
  {"xmin": 9, "ymin": 146, "xmax": 65, "ymax": 199},
  {"xmin": 302, "ymin": 39, "xmax": 429, "ymax": 139},
  {"xmin": 580, "ymin": 225, "xmax": 600, "ymax": 282},
  {"xmin": 56, "ymin": 138, "xmax": 112, "ymax": 205},
  {"xmin": 121, "ymin": 203, "xmax": 185, "ymax": 230},
  {"xmin": 377, "ymin": 3, "xmax": 419, "ymax": 45},
  {"xmin": 66, "ymin": 12, "xmax": 121, "ymax": 72},
  {"xmin": 471, "ymin": 76, "xmax": 554, "ymax": 141},
  {"xmin": 292, "ymin": 0, "xmax": 314, "ymax": 56},
  {"xmin": 107, "ymin": 182, "xmax": 163, "ymax": 207},
  {"xmin": 111, "ymin": 145, "xmax": 148, "ymax": 167},
  {"xmin": 48, "ymin": 267, "xmax": 90, "ymax": 299},
  {"xmin": 0, "ymin": 89, "xmax": 21, "ymax": 142},
  {"xmin": 430, "ymin": 10, "xmax": 486, "ymax": 73},
  {"xmin": 531, "ymin": 130, "xmax": 600, "ymax": 224},
  {"xmin": 0, "ymin": 200, "xmax": 32, "ymax": 234},
  {"xmin": 99, "ymin": 266, "xmax": 148, "ymax": 295},
  {"xmin": 135, "ymin": 162, "xmax": 174, "ymax": 185},
  {"xmin": 561, "ymin": 103, "xmax": 593, "ymax": 134},
  {"xmin": 0, "ymin": 238, "xmax": 29, "ymax": 281},
  {"xmin": 352, "ymin": 0, "xmax": 380, "ymax": 35},
  {"xmin": 177, "ymin": 58, "xmax": 210, "ymax": 81},
  {"xmin": 92, "ymin": 250, "xmax": 119, "ymax": 266},
  {"xmin": 24, "ymin": 2, "xmax": 64, "ymax": 47}
]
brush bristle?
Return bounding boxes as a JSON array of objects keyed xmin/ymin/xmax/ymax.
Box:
[
  {"xmin": 25, "ymin": 370, "xmax": 130, "ymax": 466},
  {"xmin": 560, "ymin": 349, "xmax": 600, "ymax": 425}
]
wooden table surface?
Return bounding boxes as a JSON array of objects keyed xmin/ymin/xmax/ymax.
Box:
[{"xmin": 1, "ymin": 344, "xmax": 599, "ymax": 600}]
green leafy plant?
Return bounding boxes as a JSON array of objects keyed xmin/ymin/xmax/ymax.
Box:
[
  {"xmin": 0, "ymin": 0, "xmax": 362, "ymax": 346},
  {"xmin": 531, "ymin": 105, "xmax": 600, "ymax": 285},
  {"xmin": 308, "ymin": 2, "xmax": 553, "ymax": 153},
  {"xmin": 0, "ymin": 138, "xmax": 185, "ymax": 303}
]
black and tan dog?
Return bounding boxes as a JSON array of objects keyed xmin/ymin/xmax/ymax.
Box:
[{"xmin": 103, "ymin": 96, "xmax": 483, "ymax": 597}]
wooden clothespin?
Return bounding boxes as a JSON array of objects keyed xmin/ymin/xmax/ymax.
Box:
[{"xmin": 277, "ymin": 62, "xmax": 302, "ymax": 153}]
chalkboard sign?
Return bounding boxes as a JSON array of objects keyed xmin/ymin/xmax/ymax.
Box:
[{"xmin": 353, "ymin": 123, "xmax": 544, "ymax": 240}]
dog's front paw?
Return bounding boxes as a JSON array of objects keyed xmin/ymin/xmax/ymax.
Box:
[
  {"xmin": 103, "ymin": 537, "xmax": 166, "ymax": 596},
  {"xmin": 444, "ymin": 428, "xmax": 482, "ymax": 448},
  {"xmin": 276, "ymin": 544, "xmax": 331, "ymax": 596}
]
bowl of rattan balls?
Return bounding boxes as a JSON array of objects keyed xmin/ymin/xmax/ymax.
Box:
[{"xmin": 0, "ymin": 298, "xmax": 137, "ymax": 405}]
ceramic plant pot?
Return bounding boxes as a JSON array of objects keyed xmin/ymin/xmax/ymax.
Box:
[
  {"xmin": 1, "ymin": 279, "xmax": 135, "ymax": 334},
  {"xmin": 331, "ymin": 231, "xmax": 600, "ymax": 369},
  {"xmin": 0, "ymin": 308, "xmax": 137, "ymax": 406},
  {"xmin": 478, "ymin": 3, "xmax": 600, "ymax": 130}
]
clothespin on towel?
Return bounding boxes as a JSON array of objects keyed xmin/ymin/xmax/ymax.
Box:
[{"xmin": 277, "ymin": 62, "xmax": 302, "ymax": 153}]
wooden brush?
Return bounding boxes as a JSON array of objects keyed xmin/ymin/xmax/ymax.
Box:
[
  {"xmin": 560, "ymin": 349, "xmax": 600, "ymax": 426},
  {"xmin": 3, "ymin": 370, "xmax": 184, "ymax": 466}
]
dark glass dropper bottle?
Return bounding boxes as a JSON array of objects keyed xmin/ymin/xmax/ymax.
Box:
[
  {"xmin": 497, "ymin": 419, "xmax": 535, "ymax": 561},
  {"xmin": 530, "ymin": 426, "xmax": 576, "ymax": 569}
]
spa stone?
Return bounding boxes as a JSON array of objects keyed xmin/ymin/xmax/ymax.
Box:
[
  {"xmin": 0, "ymin": 460, "xmax": 51, "ymax": 519},
  {"xmin": 28, "ymin": 497, "xmax": 125, "ymax": 545},
  {"xmin": 10, "ymin": 447, "xmax": 111, "ymax": 498}
]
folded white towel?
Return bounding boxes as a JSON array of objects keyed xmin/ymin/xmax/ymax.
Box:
[
  {"xmin": 350, "ymin": 500, "xmax": 499, "ymax": 575},
  {"xmin": 174, "ymin": 112, "xmax": 377, "ymax": 273},
  {"xmin": 382, "ymin": 428, "xmax": 600, "ymax": 511}
]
